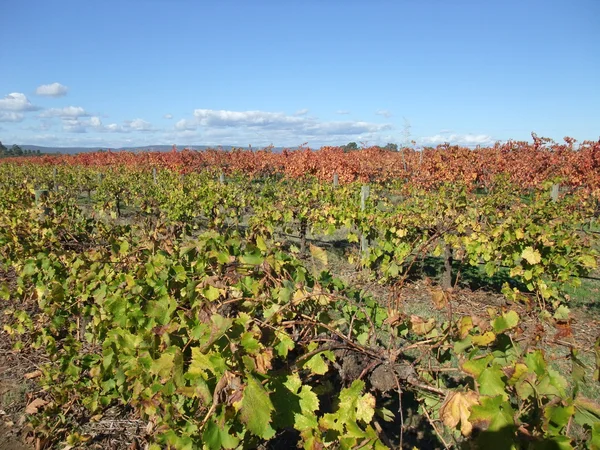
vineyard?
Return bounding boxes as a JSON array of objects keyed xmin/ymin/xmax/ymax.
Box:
[{"xmin": 1, "ymin": 141, "xmax": 600, "ymax": 449}]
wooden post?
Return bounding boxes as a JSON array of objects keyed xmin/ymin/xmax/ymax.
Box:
[
  {"xmin": 53, "ymin": 167, "xmax": 58, "ymax": 191},
  {"xmin": 551, "ymin": 184, "xmax": 560, "ymax": 202},
  {"xmin": 442, "ymin": 244, "xmax": 453, "ymax": 289},
  {"xmin": 34, "ymin": 189, "xmax": 50, "ymax": 218},
  {"xmin": 219, "ymin": 173, "xmax": 225, "ymax": 184},
  {"xmin": 153, "ymin": 168, "xmax": 157, "ymax": 185},
  {"xmin": 419, "ymin": 149, "xmax": 423, "ymax": 166},
  {"xmin": 360, "ymin": 185, "xmax": 370, "ymax": 254},
  {"xmin": 333, "ymin": 173, "xmax": 339, "ymax": 187}
]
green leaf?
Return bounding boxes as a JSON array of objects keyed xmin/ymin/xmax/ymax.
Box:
[
  {"xmin": 478, "ymin": 366, "xmax": 508, "ymax": 400},
  {"xmin": 240, "ymin": 375, "xmax": 276, "ymax": 439},
  {"xmin": 255, "ymin": 235, "xmax": 268, "ymax": 252},
  {"xmin": 150, "ymin": 352, "xmax": 175, "ymax": 378},
  {"xmin": 119, "ymin": 240, "xmax": 130, "ymax": 255},
  {"xmin": 590, "ymin": 423, "xmax": 600, "ymax": 450},
  {"xmin": 525, "ymin": 350, "xmax": 547, "ymax": 376},
  {"xmin": 573, "ymin": 396, "xmax": 600, "ymax": 427},
  {"xmin": 298, "ymin": 385, "xmax": 320, "ymax": 415},
  {"xmin": 0, "ymin": 283, "xmax": 10, "ymax": 300},
  {"xmin": 240, "ymin": 251, "xmax": 264, "ymax": 265},
  {"xmin": 240, "ymin": 332, "xmax": 261, "ymax": 354},
  {"xmin": 537, "ymin": 369, "xmax": 568, "ymax": 398},
  {"xmin": 491, "ymin": 310, "xmax": 519, "ymax": 334},
  {"xmin": 302, "ymin": 350, "xmax": 334, "ymax": 375},
  {"xmin": 202, "ymin": 418, "xmax": 240, "ymax": 450},
  {"xmin": 202, "ymin": 285, "xmax": 220, "ymax": 302},
  {"xmin": 580, "ymin": 254, "xmax": 597, "ymax": 269},
  {"xmin": 522, "ymin": 246, "xmax": 542, "ymax": 265},
  {"xmin": 544, "ymin": 404, "xmax": 574, "ymax": 435},
  {"xmin": 355, "ymin": 392, "xmax": 376, "ymax": 423},
  {"xmin": 553, "ymin": 305, "xmax": 570, "ymax": 321},
  {"xmin": 454, "ymin": 336, "xmax": 473, "ymax": 354},
  {"xmin": 462, "ymin": 355, "xmax": 493, "ymax": 378},
  {"xmin": 274, "ymin": 331, "xmax": 295, "ymax": 358},
  {"xmin": 469, "ymin": 395, "xmax": 515, "ymax": 432}
]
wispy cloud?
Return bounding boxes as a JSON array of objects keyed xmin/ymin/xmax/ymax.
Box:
[
  {"xmin": 335, "ymin": 110, "xmax": 350, "ymax": 115},
  {"xmin": 40, "ymin": 106, "xmax": 89, "ymax": 118},
  {"xmin": 0, "ymin": 112, "xmax": 24, "ymax": 122},
  {"xmin": 164, "ymin": 114, "xmax": 173, "ymax": 119},
  {"xmin": 419, "ymin": 133, "xmax": 495, "ymax": 147},
  {"xmin": 35, "ymin": 82, "xmax": 68, "ymax": 97},
  {"xmin": 294, "ymin": 108, "xmax": 309, "ymax": 116},
  {"xmin": 0, "ymin": 93, "xmax": 39, "ymax": 112},
  {"xmin": 375, "ymin": 109, "xmax": 392, "ymax": 118}
]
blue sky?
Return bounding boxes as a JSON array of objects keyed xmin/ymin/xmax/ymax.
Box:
[{"xmin": 0, "ymin": 0, "xmax": 598, "ymax": 148}]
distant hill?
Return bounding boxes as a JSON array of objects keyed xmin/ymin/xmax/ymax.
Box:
[{"xmin": 5, "ymin": 145, "xmax": 293, "ymax": 155}]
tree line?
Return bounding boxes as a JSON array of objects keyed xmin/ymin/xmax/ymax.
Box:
[{"xmin": 0, "ymin": 141, "xmax": 42, "ymax": 158}]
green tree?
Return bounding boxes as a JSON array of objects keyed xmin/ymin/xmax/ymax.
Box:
[
  {"xmin": 344, "ymin": 142, "xmax": 358, "ymax": 152},
  {"xmin": 384, "ymin": 143, "xmax": 398, "ymax": 152},
  {"xmin": 11, "ymin": 144, "xmax": 23, "ymax": 156}
]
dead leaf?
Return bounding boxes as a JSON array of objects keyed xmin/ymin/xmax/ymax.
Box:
[
  {"xmin": 554, "ymin": 322, "xmax": 573, "ymax": 340},
  {"xmin": 440, "ymin": 390, "xmax": 480, "ymax": 436},
  {"xmin": 25, "ymin": 398, "xmax": 48, "ymax": 414},
  {"xmin": 255, "ymin": 348, "xmax": 273, "ymax": 374},
  {"xmin": 431, "ymin": 289, "xmax": 448, "ymax": 310},
  {"xmin": 409, "ymin": 315, "xmax": 436, "ymax": 336},
  {"xmin": 24, "ymin": 370, "xmax": 42, "ymax": 380},
  {"xmin": 383, "ymin": 309, "xmax": 403, "ymax": 327},
  {"xmin": 471, "ymin": 315, "xmax": 490, "ymax": 332}
]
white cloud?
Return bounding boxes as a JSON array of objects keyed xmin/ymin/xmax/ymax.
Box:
[
  {"xmin": 294, "ymin": 108, "xmax": 309, "ymax": 116},
  {"xmin": 375, "ymin": 109, "xmax": 392, "ymax": 118},
  {"xmin": 35, "ymin": 82, "xmax": 68, "ymax": 97},
  {"xmin": 126, "ymin": 118, "xmax": 154, "ymax": 131},
  {"xmin": 169, "ymin": 108, "xmax": 392, "ymax": 146},
  {"xmin": 188, "ymin": 109, "xmax": 390, "ymax": 135},
  {"xmin": 89, "ymin": 116, "xmax": 103, "ymax": 128},
  {"xmin": 105, "ymin": 123, "xmax": 122, "ymax": 132},
  {"xmin": 0, "ymin": 112, "xmax": 24, "ymax": 122},
  {"xmin": 40, "ymin": 106, "xmax": 88, "ymax": 118},
  {"xmin": 439, "ymin": 129, "xmax": 453, "ymax": 134},
  {"xmin": 336, "ymin": 110, "xmax": 350, "ymax": 115},
  {"xmin": 192, "ymin": 109, "xmax": 306, "ymax": 128},
  {"xmin": 164, "ymin": 114, "xmax": 173, "ymax": 119},
  {"xmin": 419, "ymin": 133, "xmax": 495, "ymax": 147},
  {"xmin": 175, "ymin": 119, "xmax": 197, "ymax": 131},
  {"xmin": 66, "ymin": 117, "xmax": 157, "ymax": 133},
  {"xmin": 62, "ymin": 118, "xmax": 87, "ymax": 133},
  {"xmin": 0, "ymin": 93, "xmax": 39, "ymax": 112}
]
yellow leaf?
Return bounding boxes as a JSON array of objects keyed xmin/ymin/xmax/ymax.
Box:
[
  {"xmin": 458, "ymin": 316, "xmax": 474, "ymax": 339},
  {"xmin": 521, "ymin": 247, "xmax": 542, "ymax": 265},
  {"xmin": 309, "ymin": 244, "xmax": 328, "ymax": 266},
  {"xmin": 471, "ymin": 331, "xmax": 496, "ymax": 346},
  {"xmin": 439, "ymin": 391, "xmax": 479, "ymax": 436}
]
